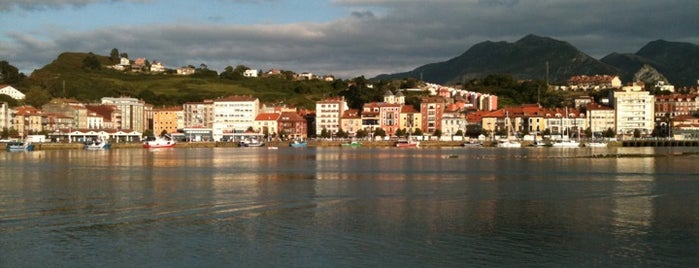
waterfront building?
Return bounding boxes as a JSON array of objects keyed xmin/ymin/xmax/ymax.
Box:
[
  {"xmin": 400, "ymin": 105, "xmax": 421, "ymax": 134},
  {"xmin": 612, "ymin": 87, "xmax": 655, "ymax": 136},
  {"xmin": 101, "ymin": 97, "xmax": 146, "ymax": 133},
  {"xmin": 254, "ymin": 113, "xmax": 280, "ymax": 138},
  {"xmin": 0, "ymin": 101, "xmax": 11, "ymax": 130},
  {"xmin": 12, "ymin": 106, "xmax": 42, "ymax": 137},
  {"xmin": 183, "ymin": 100, "xmax": 214, "ymax": 128},
  {"xmin": 363, "ymin": 102, "xmax": 402, "ymax": 137},
  {"xmin": 42, "ymin": 99, "xmax": 88, "ymax": 129},
  {"xmin": 152, "ymin": 106, "xmax": 181, "ymax": 136},
  {"xmin": 315, "ymin": 97, "xmax": 348, "ymax": 137},
  {"xmin": 441, "ymin": 108, "xmax": 466, "ymax": 137},
  {"xmin": 654, "ymin": 94, "xmax": 698, "ymax": 117},
  {"xmin": 586, "ymin": 103, "xmax": 616, "ymax": 135},
  {"xmin": 212, "ymin": 95, "xmax": 260, "ymax": 141},
  {"xmin": 420, "ymin": 96, "xmax": 446, "ymax": 135},
  {"xmin": 85, "ymin": 104, "xmax": 121, "ymax": 129},
  {"xmin": 340, "ymin": 109, "xmax": 362, "ymax": 137},
  {"xmin": 278, "ymin": 112, "xmax": 307, "ymax": 140}
]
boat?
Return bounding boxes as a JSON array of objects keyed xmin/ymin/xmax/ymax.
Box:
[
  {"xmin": 551, "ymin": 107, "xmax": 580, "ymax": 148},
  {"xmin": 267, "ymin": 146, "xmax": 279, "ymax": 150},
  {"xmin": 143, "ymin": 135, "xmax": 176, "ymax": 149},
  {"xmin": 551, "ymin": 140, "xmax": 580, "ymax": 148},
  {"xmin": 497, "ymin": 111, "xmax": 521, "ymax": 148},
  {"xmin": 497, "ymin": 140, "xmax": 521, "ymax": 148},
  {"xmin": 395, "ymin": 139, "xmax": 420, "ymax": 148},
  {"xmin": 241, "ymin": 138, "xmax": 265, "ymax": 147},
  {"xmin": 586, "ymin": 141, "xmax": 608, "ymax": 148},
  {"xmin": 341, "ymin": 141, "xmax": 362, "ymax": 147},
  {"xmin": 84, "ymin": 139, "xmax": 110, "ymax": 150},
  {"xmin": 6, "ymin": 140, "xmax": 34, "ymax": 152},
  {"xmin": 289, "ymin": 140, "xmax": 307, "ymax": 148}
]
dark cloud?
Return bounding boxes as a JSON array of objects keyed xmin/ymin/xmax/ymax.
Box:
[
  {"xmin": 0, "ymin": 0, "xmax": 149, "ymax": 12},
  {"xmin": 3, "ymin": 0, "xmax": 698, "ymax": 78}
]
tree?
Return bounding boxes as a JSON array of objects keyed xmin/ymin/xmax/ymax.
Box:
[
  {"xmin": 336, "ymin": 129, "xmax": 348, "ymax": 139},
  {"xmin": 373, "ymin": 128, "xmax": 386, "ymax": 138},
  {"xmin": 160, "ymin": 129, "xmax": 168, "ymax": 137},
  {"xmin": 433, "ymin": 129, "xmax": 442, "ymax": 137},
  {"xmin": 320, "ymin": 128, "xmax": 330, "ymax": 138},
  {"xmin": 0, "ymin": 60, "xmax": 23, "ymax": 84},
  {"xmin": 143, "ymin": 129, "xmax": 154, "ymax": 138},
  {"xmin": 355, "ymin": 129, "xmax": 368, "ymax": 138},
  {"xmin": 633, "ymin": 129, "xmax": 642, "ymax": 138},
  {"xmin": 120, "ymin": 52, "xmax": 129, "ymax": 59},
  {"xmin": 23, "ymin": 87, "xmax": 51, "ymax": 108},
  {"xmin": 603, "ymin": 128, "xmax": 615, "ymax": 138},
  {"xmin": 110, "ymin": 48, "xmax": 120, "ymax": 62},
  {"xmin": 82, "ymin": 52, "xmax": 101, "ymax": 70},
  {"xmin": 454, "ymin": 130, "xmax": 464, "ymax": 137},
  {"xmin": 0, "ymin": 94, "xmax": 18, "ymax": 107},
  {"xmin": 413, "ymin": 128, "xmax": 423, "ymax": 136}
]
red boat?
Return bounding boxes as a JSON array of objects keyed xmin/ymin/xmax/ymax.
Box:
[
  {"xmin": 395, "ymin": 139, "xmax": 420, "ymax": 148},
  {"xmin": 143, "ymin": 136, "xmax": 176, "ymax": 149}
]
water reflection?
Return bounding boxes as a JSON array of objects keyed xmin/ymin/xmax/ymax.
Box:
[{"xmin": 2, "ymin": 147, "xmax": 699, "ymax": 266}]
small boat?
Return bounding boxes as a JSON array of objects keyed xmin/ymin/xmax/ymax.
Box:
[
  {"xmin": 289, "ymin": 140, "xmax": 307, "ymax": 148},
  {"xmin": 143, "ymin": 136, "xmax": 176, "ymax": 149},
  {"xmin": 586, "ymin": 141, "xmax": 608, "ymax": 148},
  {"xmin": 6, "ymin": 140, "xmax": 34, "ymax": 152},
  {"xmin": 241, "ymin": 138, "xmax": 265, "ymax": 147},
  {"xmin": 497, "ymin": 140, "xmax": 521, "ymax": 148},
  {"xmin": 85, "ymin": 139, "xmax": 110, "ymax": 150},
  {"xmin": 395, "ymin": 139, "xmax": 420, "ymax": 148},
  {"xmin": 551, "ymin": 140, "xmax": 580, "ymax": 148},
  {"xmin": 341, "ymin": 141, "xmax": 362, "ymax": 147},
  {"xmin": 267, "ymin": 146, "xmax": 279, "ymax": 150}
]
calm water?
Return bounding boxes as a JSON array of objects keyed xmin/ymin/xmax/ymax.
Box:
[{"xmin": 1, "ymin": 146, "xmax": 699, "ymax": 267}]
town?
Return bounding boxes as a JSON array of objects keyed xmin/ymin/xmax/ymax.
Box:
[{"xmin": 1, "ymin": 59, "xmax": 699, "ymax": 148}]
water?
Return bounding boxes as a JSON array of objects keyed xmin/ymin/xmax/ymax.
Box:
[{"xmin": 1, "ymin": 146, "xmax": 699, "ymax": 267}]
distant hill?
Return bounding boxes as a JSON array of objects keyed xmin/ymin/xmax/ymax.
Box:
[
  {"xmin": 22, "ymin": 52, "xmax": 336, "ymax": 109},
  {"xmin": 373, "ymin": 34, "xmax": 620, "ymax": 84},
  {"xmin": 601, "ymin": 40, "xmax": 699, "ymax": 86}
]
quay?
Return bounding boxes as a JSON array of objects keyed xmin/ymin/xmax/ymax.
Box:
[{"xmin": 622, "ymin": 139, "xmax": 699, "ymax": 147}]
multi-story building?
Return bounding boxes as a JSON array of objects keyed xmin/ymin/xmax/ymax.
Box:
[
  {"xmin": 152, "ymin": 107, "xmax": 181, "ymax": 136},
  {"xmin": 213, "ymin": 95, "xmax": 260, "ymax": 141},
  {"xmin": 566, "ymin": 75, "xmax": 622, "ymax": 91},
  {"xmin": 12, "ymin": 106, "xmax": 42, "ymax": 137},
  {"xmin": 420, "ymin": 96, "xmax": 446, "ymax": 134},
  {"xmin": 0, "ymin": 85, "xmax": 25, "ymax": 100},
  {"xmin": 183, "ymin": 100, "xmax": 214, "ymax": 128},
  {"xmin": 586, "ymin": 103, "xmax": 615, "ymax": 135},
  {"xmin": 0, "ymin": 101, "xmax": 11, "ymax": 130},
  {"xmin": 41, "ymin": 98, "xmax": 88, "ymax": 129},
  {"xmin": 43, "ymin": 113, "xmax": 74, "ymax": 132},
  {"xmin": 254, "ymin": 113, "xmax": 280, "ymax": 137},
  {"xmin": 363, "ymin": 102, "xmax": 402, "ymax": 137},
  {"xmin": 340, "ymin": 109, "xmax": 362, "ymax": 136},
  {"xmin": 85, "ymin": 104, "xmax": 121, "ymax": 129},
  {"xmin": 315, "ymin": 97, "xmax": 347, "ymax": 136},
  {"xmin": 612, "ymin": 88, "xmax": 655, "ymax": 136},
  {"xmin": 441, "ymin": 109, "xmax": 466, "ymax": 137},
  {"xmin": 654, "ymin": 94, "xmax": 698, "ymax": 117},
  {"xmin": 400, "ymin": 105, "xmax": 422, "ymax": 134},
  {"xmin": 101, "ymin": 97, "xmax": 145, "ymax": 132},
  {"xmin": 278, "ymin": 112, "xmax": 307, "ymax": 140}
]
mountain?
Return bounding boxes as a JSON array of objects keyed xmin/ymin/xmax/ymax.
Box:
[
  {"xmin": 601, "ymin": 40, "xmax": 699, "ymax": 86},
  {"xmin": 373, "ymin": 34, "xmax": 620, "ymax": 84}
]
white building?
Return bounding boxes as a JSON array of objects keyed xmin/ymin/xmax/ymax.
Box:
[
  {"xmin": 101, "ymin": 97, "xmax": 145, "ymax": 132},
  {"xmin": 212, "ymin": 96, "xmax": 260, "ymax": 141},
  {"xmin": 0, "ymin": 101, "xmax": 11, "ymax": 130},
  {"xmin": 315, "ymin": 97, "xmax": 348, "ymax": 136},
  {"xmin": 243, "ymin": 69, "xmax": 258, "ymax": 78},
  {"xmin": 612, "ymin": 88, "xmax": 655, "ymax": 136},
  {"xmin": 586, "ymin": 103, "xmax": 616, "ymax": 135},
  {"xmin": 0, "ymin": 85, "xmax": 25, "ymax": 100}
]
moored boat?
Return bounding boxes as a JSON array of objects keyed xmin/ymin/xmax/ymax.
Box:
[
  {"xmin": 395, "ymin": 139, "xmax": 419, "ymax": 148},
  {"xmin": 341, "ymin": 141, "xmax": 362, "ymax": 147},
  {"xmin": 241, "ymin": 138, "xmax": 265, "ymax": 147},
  {"xmin": 85, "ymin": 139, "xmax": 110, "ymax": 150},
  {"xmin": 496, "ymin": 140, "xmax": 521, "ymax": 148},
  {"xmin": 551, "ymin": 140, "xmax": 580, "ymax": 148},
  {"xmin": 289, "ymin": 140, "xmax": 307, "ymax": 148},
  {"xmin": 143, "ymin": 136, "xmax": 176, "ymax": 149},
  {"xmin": 6, "ymin": 141, "xmax": 34, "ymax": 152}
]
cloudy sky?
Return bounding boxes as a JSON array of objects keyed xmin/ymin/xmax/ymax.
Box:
[{"xmin": 1, "ymin": 0, "xmax": 697, "ymax": 78}]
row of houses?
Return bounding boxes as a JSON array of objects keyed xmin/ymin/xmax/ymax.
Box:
[{"xmin": 2, "ymin": 80, "xmax": 698, "ymax": 142}]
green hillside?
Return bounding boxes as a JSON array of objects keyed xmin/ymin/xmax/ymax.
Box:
[{"xmin": 22, "ymin": 52, "xmax": 341, "ymax": 109}]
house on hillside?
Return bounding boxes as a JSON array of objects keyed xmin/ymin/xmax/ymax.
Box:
[{"xmin": 0, "ymin": 85, "xmax": 25, "ymax": 100}]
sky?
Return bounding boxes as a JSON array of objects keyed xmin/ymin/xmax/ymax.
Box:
[{"xmin": 1, "ymin": 0, "xmax": 698, "ymax": 79}]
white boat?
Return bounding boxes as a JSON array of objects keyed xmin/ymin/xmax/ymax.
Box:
[
  {"xmin": 85, "ymin": 139, "xmax": 110, "ymax": 150},
  {"xmin": 395, "ymin": 139, "xmax": 420, "ymax": 148},
  {"xmin": 143, "ymin": 136, "xmax": 176, "ymax": 149},
  {"xmin": 6, "ymin": 140, "xmax": 34, "ymax": 152},
  {"xmin": 586, "ymin": 141, "xmax": 608, "ymax": 148},
  {"xmin": 241, "ymin": 138, "xmax": 265, "ymax": 147},
  {"xmin": 497, "ymin": 140, "xmax": 521, "ymax": 148},
  {"xmin": 289, "ymin": 140, "xmax": 307, "ymax": 148},
  {"xmin": 497, "ymin": 111, "xmax": 521, "ymax": 148},
  {"xmin": 551, "ymin": 140, "xmax": 580, "ymax": 148}
]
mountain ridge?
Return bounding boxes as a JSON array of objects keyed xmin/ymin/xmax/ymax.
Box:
[{"xmin": 375, "ymin": 35, "xmax": 699, "ymax": 86}]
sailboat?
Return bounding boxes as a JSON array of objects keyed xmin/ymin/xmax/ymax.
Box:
[
  {"xmin": 552, "ymin": 108, "xmax": 580, "ymax": 148},
  {"xmin": 497, "ymin": 111, "xmax": 521, "ymax": 148}
]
